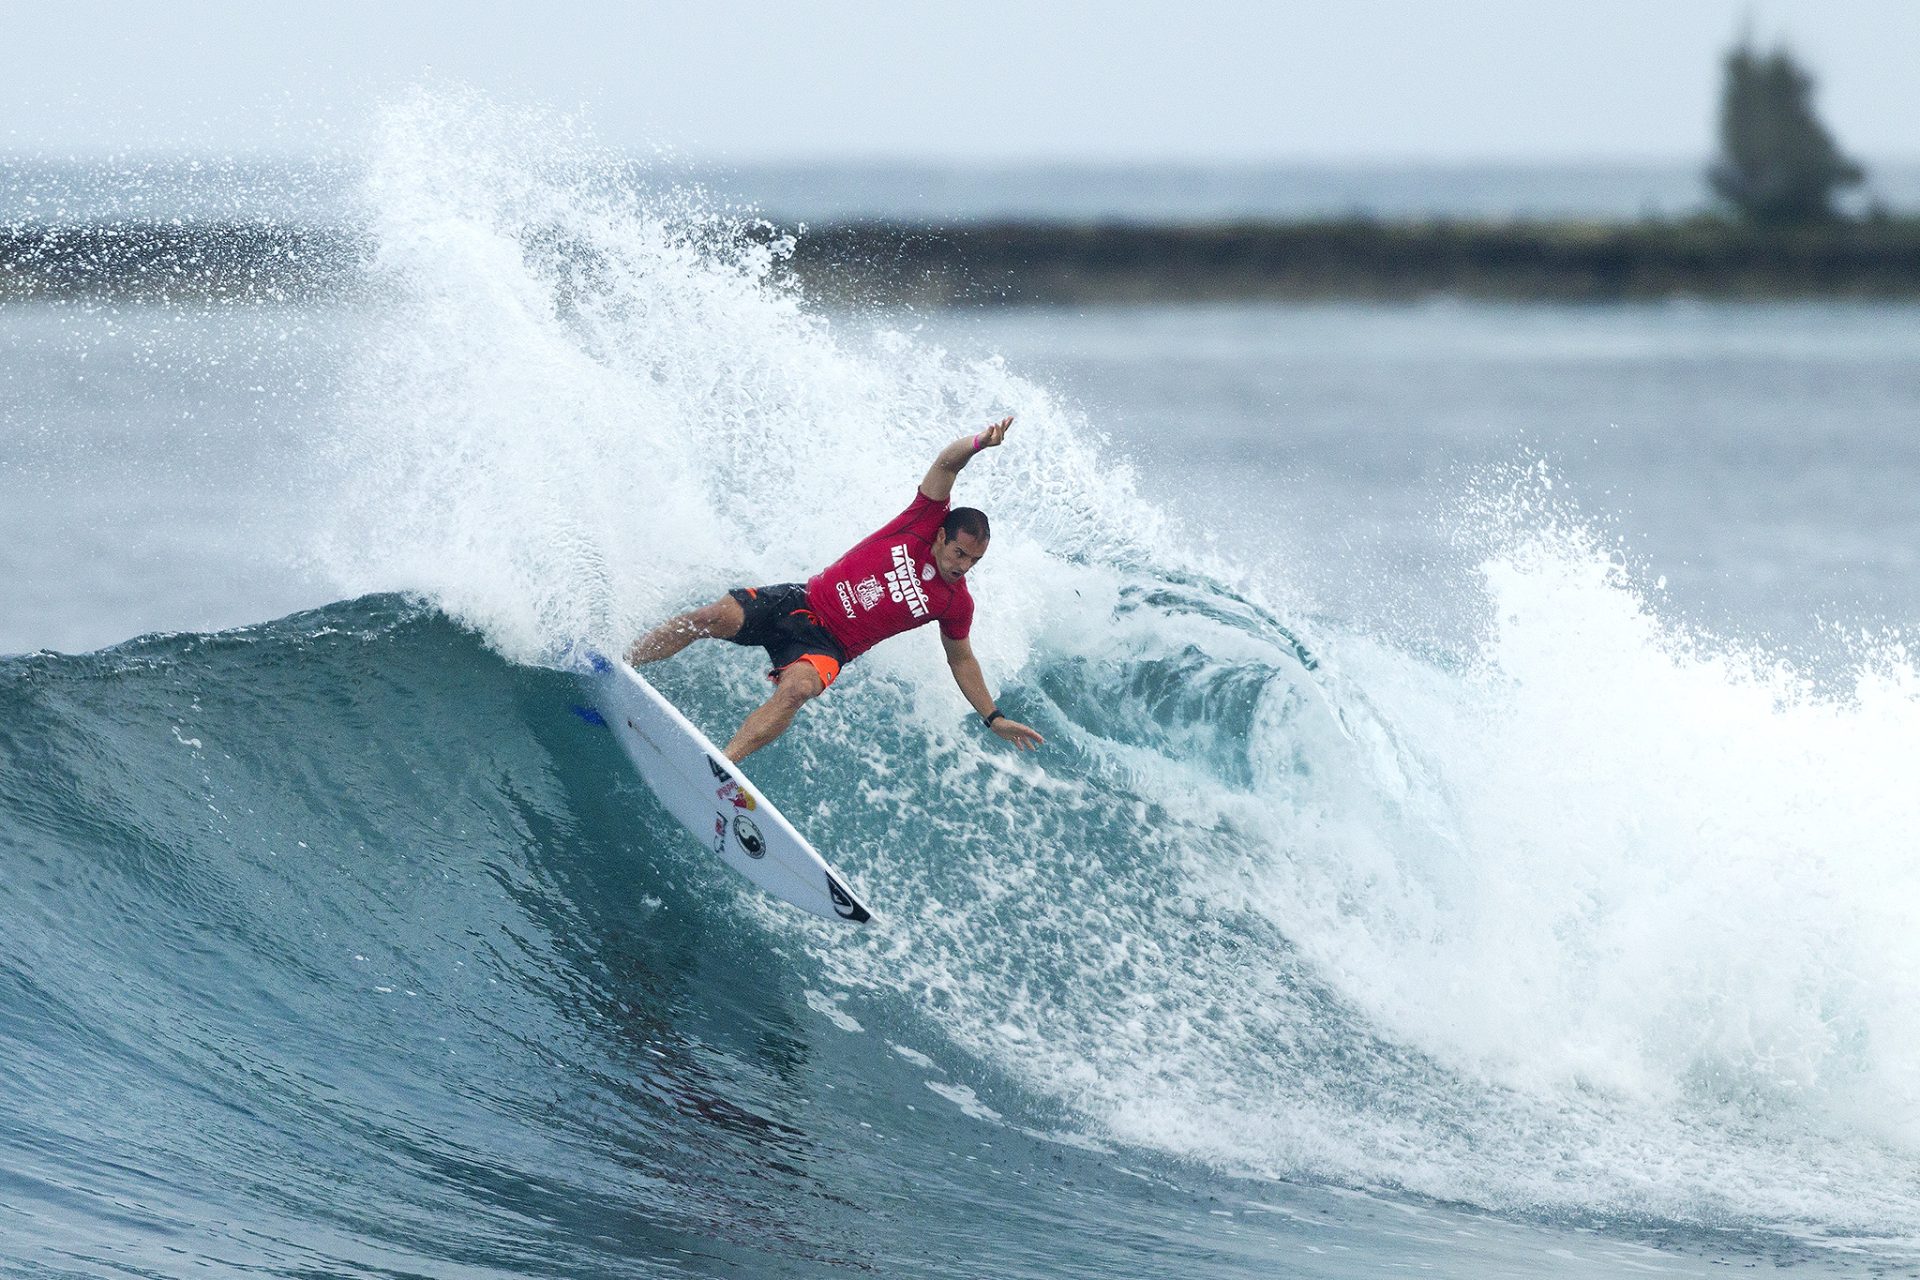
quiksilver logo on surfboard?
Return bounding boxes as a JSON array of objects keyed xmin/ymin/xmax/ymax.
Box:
[{"xmin": 826, "ymin": 875, "xmax": 871, "ymax": 924}]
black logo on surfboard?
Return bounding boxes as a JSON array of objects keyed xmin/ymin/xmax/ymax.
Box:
[
  {"xmin": 732, "ymin": 814, "xmax": 765, "ymax": 858},
  {"xmin": 826, "ymin": 875, "xmax": 871, "ymax": 924}
]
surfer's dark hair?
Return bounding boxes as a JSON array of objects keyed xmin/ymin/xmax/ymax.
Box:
[{"xmin": 943, "ymin": 507, "xmax": 990, "ymax": 543}]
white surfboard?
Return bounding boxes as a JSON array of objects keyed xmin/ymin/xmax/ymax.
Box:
[{"xmin": 588, "ymin": 653, "xmax": 872, "ymax": 924}]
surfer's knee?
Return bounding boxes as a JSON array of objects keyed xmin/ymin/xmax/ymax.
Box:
[
  {"xmin": 627, "ymin": 595, "xmax": 746, "ymax": 666},
  {"xmin": 771, "ymin": 663, "xmax": 824, "ymax": 709},
  {"xmin": 689, "ymin": 595, "xmax": 744, "ymax": 640}
]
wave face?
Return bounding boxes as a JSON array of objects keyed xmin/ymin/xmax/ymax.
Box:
[{"xmin": 8, "ymin": 91, "xmax": 1920, "ymax": 1275}]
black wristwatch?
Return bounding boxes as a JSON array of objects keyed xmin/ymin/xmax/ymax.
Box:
[{"xmin": 982, "ymin": 709, "xmax": 1004, "ymax": 728}]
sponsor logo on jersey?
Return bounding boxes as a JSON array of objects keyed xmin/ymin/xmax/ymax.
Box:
[
  {"xmin": 856, "ymin": 574, "xmax": 885, "ymax": 610},
  {"xmin": 836, "ymin": 580, "xmax": 857, "ymax": 618},
  {"xmin": 884, "ymin": 543, "xmax": 930, "ymax": 618},
  {"xmin": 921, "ymin": 563, "xmax": 935, "ymax": 581}
]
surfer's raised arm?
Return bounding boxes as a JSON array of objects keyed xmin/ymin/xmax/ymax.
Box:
[{"xmin": 921, "ymin": 416, "xmax": 1013, "ymax": 503}]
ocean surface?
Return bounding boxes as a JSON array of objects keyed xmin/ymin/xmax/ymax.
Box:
[{"xmin": 6, "ymin": 97, "xmax": 1920, "ymax": 1278}]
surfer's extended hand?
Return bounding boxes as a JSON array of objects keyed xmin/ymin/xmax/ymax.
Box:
[
  {"xmin": 925, "ymin": 415, "xmax": 1014, "ymax": 502},
  {"xmin": 992, "ymin": 717, "xmax": 1045, "ymax": 751}
]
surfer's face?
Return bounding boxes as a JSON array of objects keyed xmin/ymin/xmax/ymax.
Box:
[{"xmin": 932, "ymin": 529, "xmax": 988, "ymax": 582}]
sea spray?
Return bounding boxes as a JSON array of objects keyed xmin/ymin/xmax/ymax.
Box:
[
  {"xmin": 319, "ymin": 88, "xmax": 1155, "ymax": 668},
  {"xmin": 309, "ymin": 88, "xmax": 1920, "ymax": 1244}
]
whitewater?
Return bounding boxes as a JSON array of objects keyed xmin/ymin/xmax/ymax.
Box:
[{"xmin": 5, "ymin": 92, "xmax": 1920, "ymax": 1277}]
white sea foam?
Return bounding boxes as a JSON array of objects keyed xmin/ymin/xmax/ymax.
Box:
[
  {"xmin": 320, "ymin": 87, "xmax": 1149, "ymax": 670},
  {"xmin": 319, "ymin": 89, "xmax": 1920, "ymax": 1247},
  {"xmin": 803, "ymin": 990, "xmax": 865, "ymax": 1034},
  {"xmin": 889, "ymin": 1043, "xmax": 939, "ymax": 1070},
  {"xmin": 926, "ymin": 1081, "xmax": 1003, "ymax": 1122}
]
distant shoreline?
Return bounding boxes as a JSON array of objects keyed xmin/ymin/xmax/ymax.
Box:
[
  {"xmin": 791, "ymin": 218, "xmax": 1920, "ymax": 304},
  {"xmin": 6, "ymin": 217, "xmax": 1920, "ymax": 305}
]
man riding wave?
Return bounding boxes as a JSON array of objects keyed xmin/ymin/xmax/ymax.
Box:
[{"xmin": 625, "ymin": 416, "xmax": 1046, "ymax": 761}]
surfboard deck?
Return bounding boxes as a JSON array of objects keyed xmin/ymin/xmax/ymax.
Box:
[{"xmin": 588, "ymin": 653, "xmax": 872, "ymax": 925}]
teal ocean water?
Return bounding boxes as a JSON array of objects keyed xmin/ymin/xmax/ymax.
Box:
[{"xmin": 6, "ymin": 95, "xmax": 1920, "ymax": 1277}]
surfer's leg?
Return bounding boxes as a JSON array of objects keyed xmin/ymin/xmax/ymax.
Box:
[
  {"xmin": 724, "ymin": 662, "xmax": 824, "ymax": 762},
  {"xmin": 625, "ymin": 595, "xmax": 744, "ymax": 665}
]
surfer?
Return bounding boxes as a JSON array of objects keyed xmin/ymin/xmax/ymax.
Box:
[{"xmin": 625, "ymin": 417, "xmax": 1046, "ymax": 762}]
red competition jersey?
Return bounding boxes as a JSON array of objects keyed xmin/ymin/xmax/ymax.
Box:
[{"xmin": 806, "ymin": 489, "xmax": 975, "ymax": 663}]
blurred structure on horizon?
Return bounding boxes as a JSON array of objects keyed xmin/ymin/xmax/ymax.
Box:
[{"xmin": 1710, "ymin": 40, "xmax": 1865, "ymax": 224}]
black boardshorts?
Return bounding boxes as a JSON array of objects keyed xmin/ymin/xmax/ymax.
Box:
[{"xmin": 727, "ymin": 584, "xmax": 847, "ymax": 689}]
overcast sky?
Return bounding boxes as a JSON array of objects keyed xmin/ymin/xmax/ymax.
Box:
[{"xmin": 5, "ymin": 1, "xmax": 1915, "ymax": 163}]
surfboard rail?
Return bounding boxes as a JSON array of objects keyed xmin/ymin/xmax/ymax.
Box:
[{"xmin": 587, "ymin": 652, "xmax": 872, "ymax": 925}]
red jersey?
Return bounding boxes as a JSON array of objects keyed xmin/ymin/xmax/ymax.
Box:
[{"xmin": 806, "ymin": 489, "xmax": 975, "ymax": 663}]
